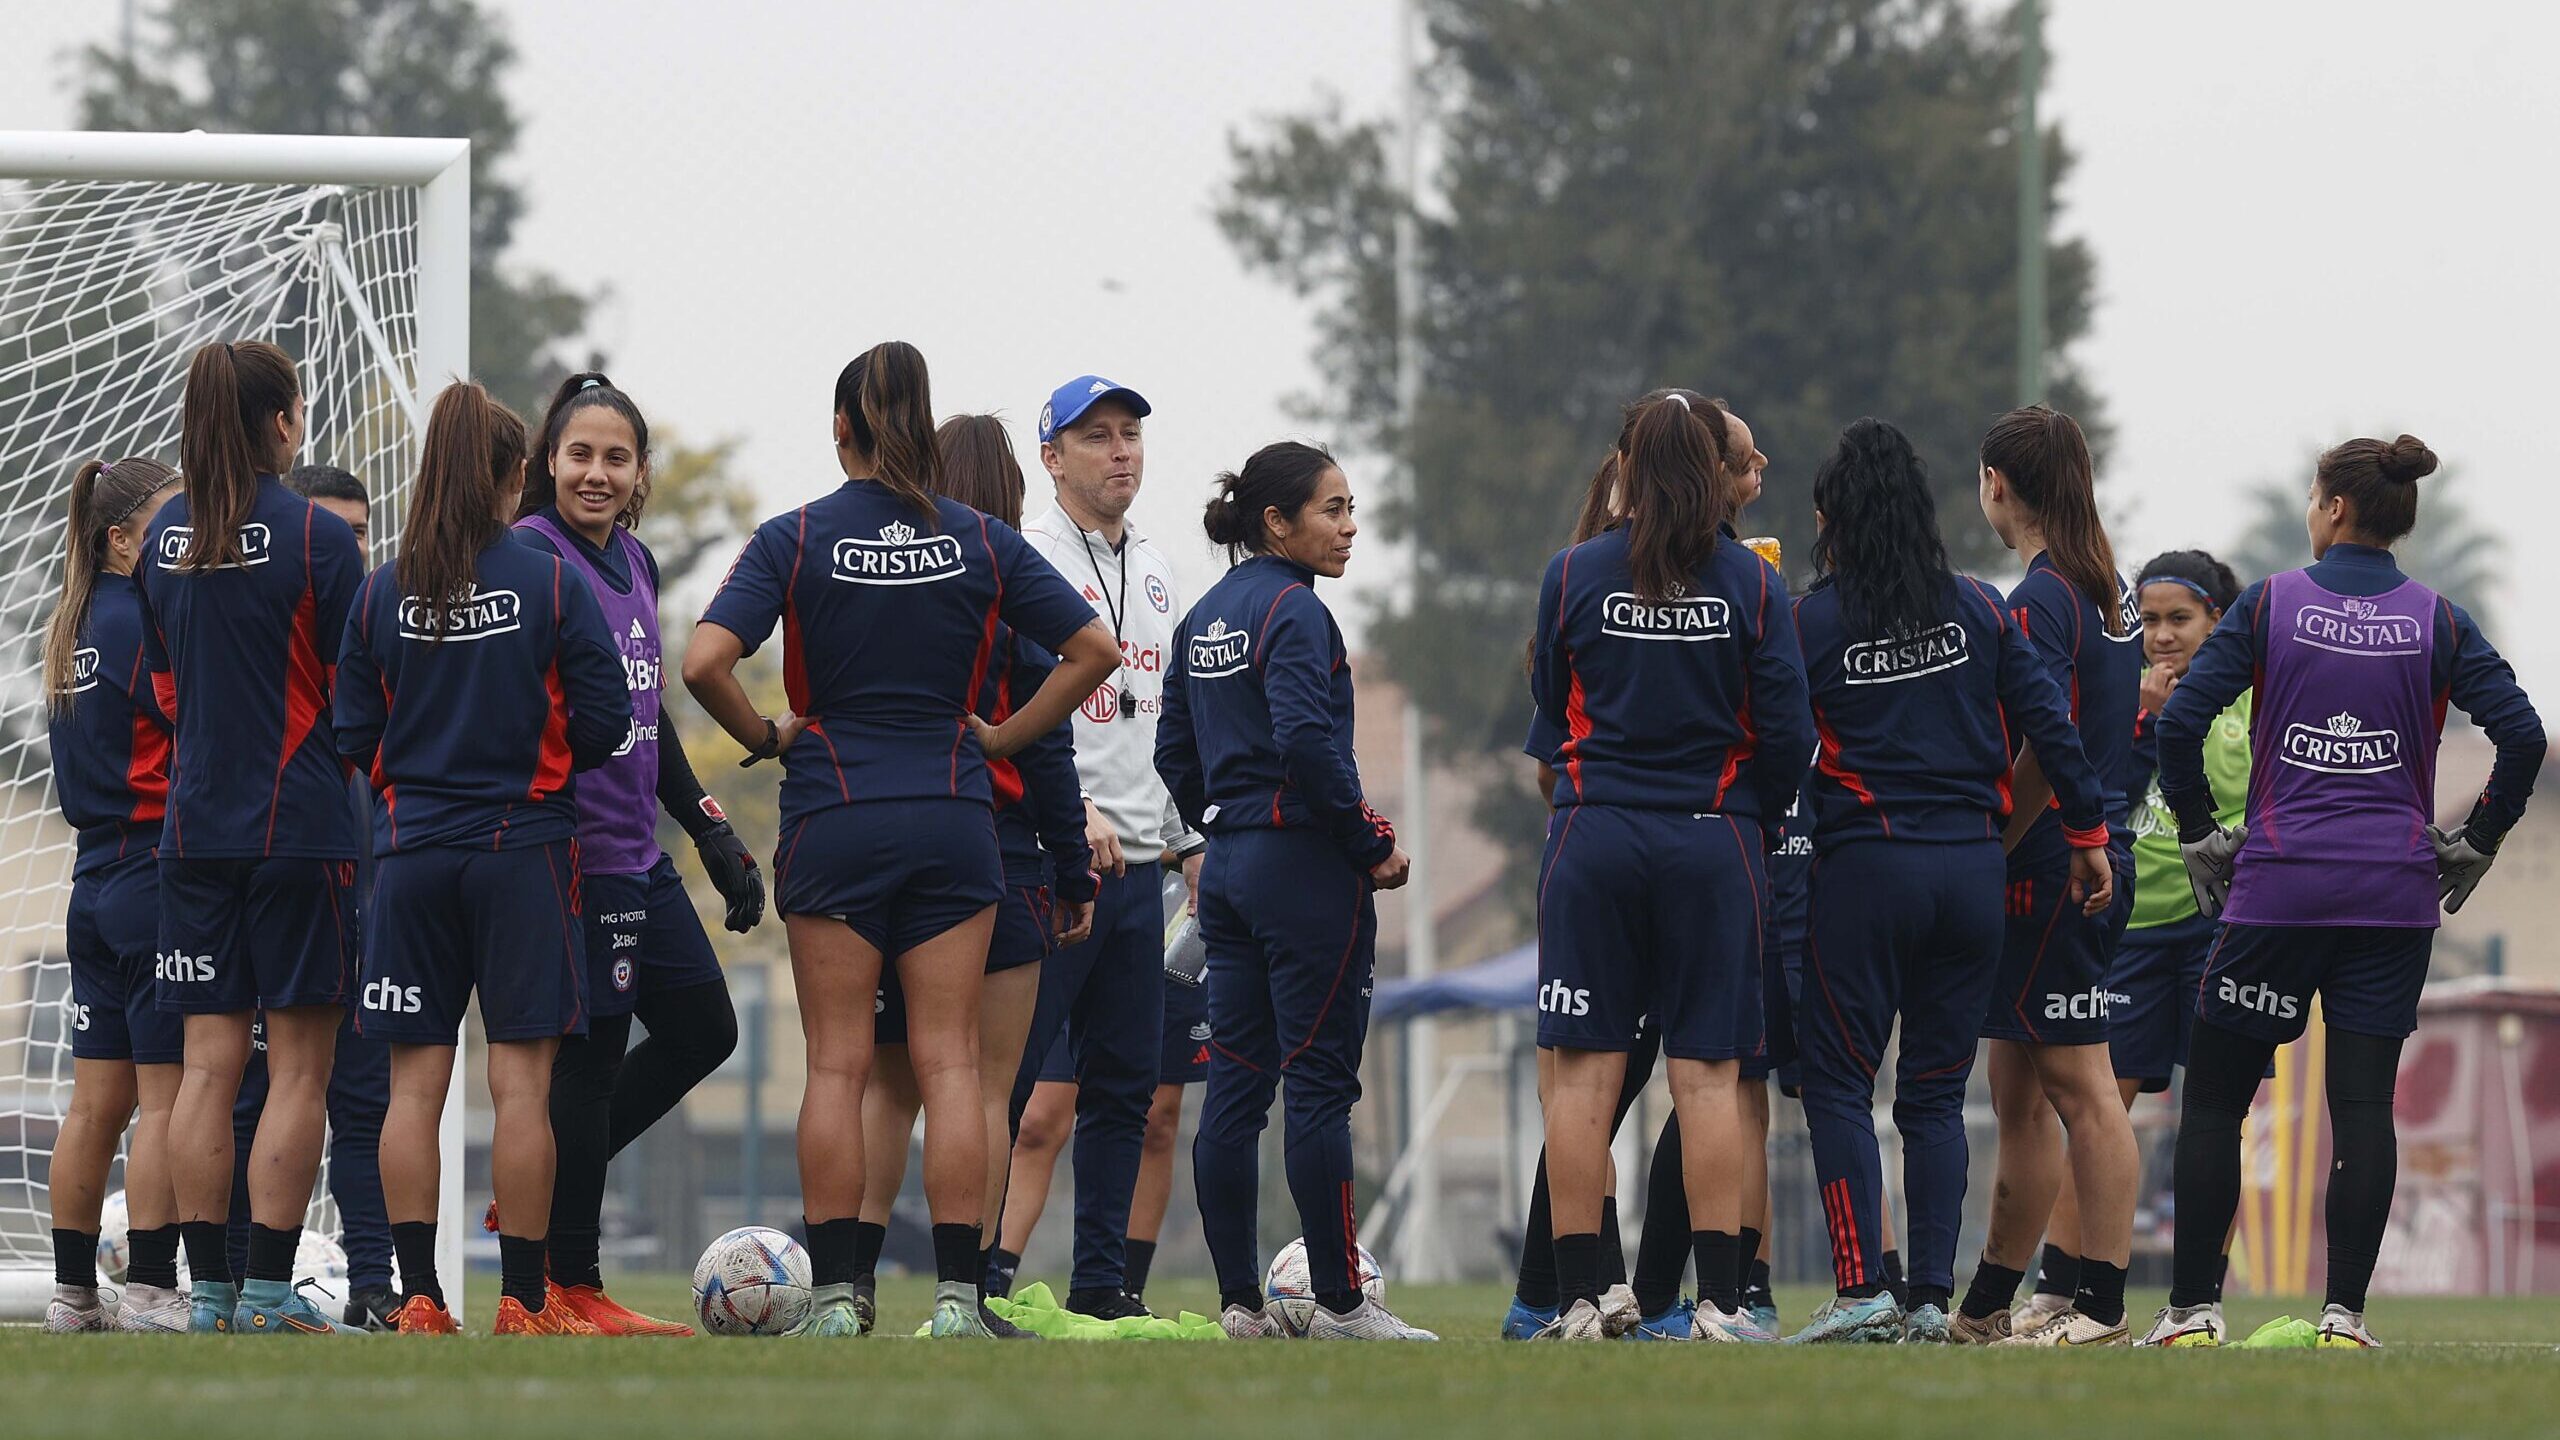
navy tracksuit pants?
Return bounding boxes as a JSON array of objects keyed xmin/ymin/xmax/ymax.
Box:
[
  {"xmin": 1190, "ymin": 829, "xmax": 1376, "ymax": 1302},
  {"xmin": 227, "ymin": 1005, "xmax": 393, "ymax": 1290},
  {"xmin": 1796, "ymin": 838, "xmax": 2004, "ymax": 1297},
  {"xmin": 1009, "ymin": 859, "xmax": 1164, "ymax": 1293}
]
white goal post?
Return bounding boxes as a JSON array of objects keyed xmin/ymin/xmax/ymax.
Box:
[{"xmin": 0, "ymin": 130, "xmax": 470, "ymax": 1319}]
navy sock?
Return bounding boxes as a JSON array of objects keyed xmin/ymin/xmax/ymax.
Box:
[
  {"xmin": 498, "ymin": 1232, "xmax": 546, "ymax": 1310},
  {"xmin": 128, "ymin": 1224, "xmax": 180, "ymax": 1290},
  {"xmin": 393, "ymin": 1221, "xmax": 442, "ymax": 1307},
  {"xmin": 2075, "ymin": 1257, "xmax": 2127, "ymax": 1327},
  {"xmin": 1124, "ymin": 1238, "xmax": 1157, "ymax": 1296},
  {"xmin": 1912, "ymin": 1282, "xmax": 1953, "ymax": 1313},
  {"xmin": 2034, "ymin": 1242, "xmax": 2080, "ymax": 1300},
  {"xmin": 850, "ymin": 1220, "xmax": 887, "ymax": 1281},
  {"xmin": 1691, "ymin": 1230, "xmax": 1741, "ymax": 1314},
  {"xmin": 1961, "ymin": 1259, "xmax": 2025, "ymax": 1320},
  {"xmin": 806, "ymin": 1217, "xmax": 859, "ymax": 1287},
  {"xmin": 931, "ymin": 1223, "xmax": 979, "ymax": 1286},
  {"xmin": 1553, "ymin": 1231, "xmax": 1603, "ymax": 1311},
  {"xmin": 180, "ymin": 1220, "xmax": 231, "ymax": 1286},
  {"xmin": 54, "ymin": 1228, "xmax": 98, "ymax": 1289},
  {"xmin": 246, "ymin": 1223, "xmax": 299, "ymax": 1284}
]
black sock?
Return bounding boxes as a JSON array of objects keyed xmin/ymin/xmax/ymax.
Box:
[
  {"xmin": 246, "ymin": 1223, "xmax": 299, "ymax": 1284},
  {"xmin": 1912, "ymin": 1283, "xmax": 1953, "ymax": 1314},
  {"xmin": 544, "ymin": 1016, "xmax": 625, "ymax": 1294},
  {"xmin": 2323, "ymin": 1028, "xmax": 2405, "ymax": 1315},
  {"xmin": 545, "ymin": 1233, "xmax": 601, "ymax": 1292},
  {"xmin": 54, "ymin": 1228, "xmax": 98, "ymax": 1289},
  {"xmin": 2075, "ymin": 1257, "xmax": 2127, "ymax": 1327},
  {"xmin": 1315, "ymin": 1287, "xmax": 1362, "ymax": 1316},
  {"xmin": 1515, "ymin": 1155, "xmax": 1559, "ymax": 1309},
  {"xmin": 807, "ymin": 1216, "xmax": 860, "ymax": 1287},
  {"xmin": 1553, "ymin": 1231, "xmax": 1603, "ymax": 1311},
  {"xmin": 1743, "ymin": 1256, "xmax": 1775, "ymax": 1306},
  {"xmin": 1598, "ymin": 1197, "xmax": 1626, "ymax": 1289},
  {"xmin": 1631, "ymin": 1112, "xmax": 1691, "ymax": 1314},
  {"xmin": 1960, "ymin": 1260, "xmax": 2025, "ymax": 1320},
  {"xmin": 1220, "ymin": 1284, "xmax": 1263, "ymax": 1313},
  {"xmin": 1124, "ymin": 1238, "xmax": 1157, "ymax": 1296},
  {"xmin": 850, "ymin": 1220, "xmax": 887, "ymax": 1281},
  {"xmin": 1691, "ymin": 1230, "xmax": 1741, "ymax": 1314},
  {"xmin": 498, "ymin": 1232, "xmax": 546, "ymax": 1311},
  {"xmin": 931, "ymin": 1223, "xmax": 979, "ymax": 1286},
  {"xmin": 2213, "ymin": 1252, "xmax": 2230, "ymax": 1303},
  {"xmin": 128, "ymin": 1224, "xmax": 180, "ymax": 1290},
  {"xmin": 1881, "ymin": 1247, "xmax": 1909, "ymax": 1308},
  {"xmin": 393, "ymin": 1221, "xmax": 443, "ymax": 1307},
  {"xmin": 2171, "ymin": 1021, "xmax": 2273, "ymax": 1308},
  {"xmin": 986, "ymin": 1246, "xmax": 1023, "ymax": 1297},
  {"xmin": 2033, "ymin": 1242, "xmax": 2080, "ymax": 1300},
  {"xmin": 181, "ymin": 1220, "xmax": 231, "ymax": 1286}
]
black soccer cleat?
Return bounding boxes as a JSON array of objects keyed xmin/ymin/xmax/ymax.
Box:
[
  {"xmin": 1063, "ymin": 1287, "xmax": 1151, "ymax": 1322},
  {"xmin": 344, "ymin": 1283, "xmax": 402, "ymax": 1332}
]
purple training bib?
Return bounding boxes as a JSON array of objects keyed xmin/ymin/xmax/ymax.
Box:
[
  {"xmin": 2225, "ymin": 568, "xmax": 2439, "ymax": 928},
  {"xmin": 519, "ymin": 513, "xmax": 662, "ymax": 874}
]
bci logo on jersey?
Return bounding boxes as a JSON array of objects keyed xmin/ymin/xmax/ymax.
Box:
[
  {"xmin": 156, "ymin": 950, "xmax": 216, "ymax": 984},
  {"xmin": 832, "ymin": 521, "xmax": 963, "ymax": 586},
  {"xmin": 623, "ymin": 651, "xmax": 661, "ymax": 693},
  {"xmin": 2280, "ymin": 711, "xmax": 2402, "ymax": 775},
  {"xmin": 1600, "ymin": 591, "xmax": 1730, "ymax": 642},
  {"xmin": 2218, "ymin": 976, "xmax": 2301, "ymax": 1020},
  {"xmin": 397, "ymin": 587, "xmax": 523, "ymax": 641},
  {"xmin": 1843, "ymin": 622, "xmax": 1970, "ymax": 685},
  {"xmin": 68, "ymin": 646, "xmax": 101, "ymax": 694},
  {"xmin": 2295, "ymin": 596, "xmax": 2422, "ymax": 656},
  {"xmin": 362, "ymin": 978, "xmax": 423, "ymax": 1014},
  {"xmin": 156, "ymin": 521, "xmax": 272, "ymax": 569},
  {"xmin": 1190, "ymin": 619, "xmax": 1250, "ymax": 678},
  {"xmin": 1537, "ymin": 979, "xmax": 1592, "ymax": 1017}
]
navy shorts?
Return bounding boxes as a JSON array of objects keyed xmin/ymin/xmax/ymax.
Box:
[
  {"xmin": 68, "ymin": 855, "xmax": 183, "ymax": 1064},
  {"xmin": 2197, "ymin": 922, "xmax": 2433, "ymax": 1046},
  {"xmin": 873, "ymin": 877, "xmax": 1053, "ymax": 1045},
  {"xmin": 2109, "ymin": 912, "xmax": 2219, "ymax": 1090},
  {"xmin": 1536, "ymin": 806, "xmax": 1765, "ymax": 1062},
  {"xmin": 156, "ymin": 856, "xmax": 357, "ymax": 1014},
  {"xmin": 774, "ymin": 799, "xmax": 1001, "ymax": 956},
  {"xmin": 582, "ymin": 854, "xmax": 725, "ymax": 1019},
  {"xmin": 1743, "ymin": 904, "xmax": 1803, "ymax": 1086},
  {"xmin": 1983, "ymin": 850, "xmax": 2133, "ymax": 1046},
  {"xmin": 1161, "ymin": 964, "xmax": 1211, "ymax": 1086},
  {"xmin": 361, "ymin": 840, "xmax": 586, "ymax": 1044}
]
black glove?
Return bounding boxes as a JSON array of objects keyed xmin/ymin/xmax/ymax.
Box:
[{"xmin": 696, "ymin": 820, "xmax": 765, "ymax": 932}]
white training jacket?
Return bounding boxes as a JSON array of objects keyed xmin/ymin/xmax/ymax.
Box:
[{"xmin": 1023, "ymin": 505, "xmax": 1201, "ymax": 859}]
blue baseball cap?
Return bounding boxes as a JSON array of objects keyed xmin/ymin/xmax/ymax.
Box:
[{"xmin": 1038, "ymin": 374, "xmax": 1151, "ymax": 444}]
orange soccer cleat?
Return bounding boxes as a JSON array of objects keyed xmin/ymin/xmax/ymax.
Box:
[
  {"xmin": 551, "ymin": 1282, "xmax": 694, "ymax": 1337},
  {"xmin": 494, "ymin": 1293, "xmax": 602, "ymax": 1336},
  {"xmin": 395, "ymin": 1295, "xmax": 461, "ymax": 1335}
]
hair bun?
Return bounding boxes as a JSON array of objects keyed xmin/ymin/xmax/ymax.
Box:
[{"xmin": 2380, "ymin": 434, "xmax": 2437, "ymax": 484}]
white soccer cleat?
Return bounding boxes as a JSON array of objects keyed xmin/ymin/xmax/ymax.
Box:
[
  {"xmin": 1531, "ymin": 1297, "xmax": 1609, "ymax": 1342},
  {"xmin": 2011, "ymin": 1290, "xmax": 2076, "ymax": 1339},
  {"xmin": 2137, "ymin": 1302, "xmax": 2224, "ymax": 1348},
  {"xmin": 44, "ymin": 1285, "xmax": 113, "ymax": 1333},
  {"xmin": 1304, "ymin": 1293, "xmax": 1438, "ymax": 1341},
  {"xmin": 1221, "ymin": 1302, "xmax": 1287, "ymax": 1339},
  {"xmin": 1688, "ymin": 1301, "xmax": 1775, "ymax": 1344},
  {"xmin": 117, "ymin": 1282, "xmax": 192, "ymax": 1334},
  {"xmin": 2315, "ymin": 1303, "xmax": 2383, "ymax": 1350},
  {"xmin": 2002, "ymin": 1307, "xmax": 2129, "ymax": 1347},
  {"xmin": 1596, "ymin": 1283, "xmax": 1641, "ymax": 1338}
]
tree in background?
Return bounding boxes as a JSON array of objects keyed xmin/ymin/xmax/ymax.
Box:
[
  {"xmin": 2223, "ymin": 462, "xmax": 2501, "ymax": 633},
  {"xmin": 1221, "ymin": 0, "xmax": 2105, "ymax": 880},
  {"xmin": 75, "ymin": 0, "xmax": 584, "ymax": 415}
]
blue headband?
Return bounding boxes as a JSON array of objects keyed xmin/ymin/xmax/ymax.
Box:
[{"xmin": 2141, "ymin": 575, "xmax": 2217, "ymax": 607}]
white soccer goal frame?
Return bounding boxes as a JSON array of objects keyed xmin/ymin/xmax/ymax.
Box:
[{"xmin": 0, "ymin": 129, "xmax": 471, "ymax": 1320}]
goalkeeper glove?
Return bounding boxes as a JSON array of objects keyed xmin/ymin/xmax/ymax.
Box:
[
  {"xmin": 2179, "ymin": 822, "xmax": 2245, "ymax": 920},
  {"xmin": 696, "ymin": 820, "xmax": 766, "ymax": 932},
  {"xmin": 2426, "ymin": 822, "xmax": 2499, "ymax": 915}
]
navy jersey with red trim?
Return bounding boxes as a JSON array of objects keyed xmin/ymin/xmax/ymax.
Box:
[
  {"xmin": 1530, "ymin": 530, "xmax": 1814, "ymax": 818},
  {"xmin": 2007, "ymin": 554, "xmax": 2141, "ymax": 873},
  {"xmin": 699, "ymin": 481, "xmax": 1097, "ymax": 825},
  {"xmin": 1793, "ymin": 573, "xmax": 2109, "ymax": 852},
  {"xmin": 1155, "ymin": 554, "xmax": 1394, "ymax": 869},
  {"xmin": 47, "ymin": 573, "xmax": 173, "ymax": 876},
  {"xmin": 134, "ymin": 476, "xmax": 363, "ymax": 860},
  {"xmin": 332, "ymin": 540, "xmax": 631, "ymax": 854},
  {"xmin": 2158, "ymin": 542, "xmax": 2543, "ymax": 842},
  {"xmin": 981, "ymin": 627, "xmax": 1097, "ymax": 906}
]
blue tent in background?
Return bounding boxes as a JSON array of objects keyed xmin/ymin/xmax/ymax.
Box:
[{"xmin": 1371, "ymin": 942, "xmax": 1537, "ymax": 1023}]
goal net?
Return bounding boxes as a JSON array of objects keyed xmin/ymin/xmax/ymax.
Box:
[{"xmin": 0, "ymin": 132, "xmax": 469, "ymax": 1317}]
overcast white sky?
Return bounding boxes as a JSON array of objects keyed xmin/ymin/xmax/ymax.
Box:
[{"xmin": 4, "ymin": 0, "xmax": 2556, "ymax": 692}]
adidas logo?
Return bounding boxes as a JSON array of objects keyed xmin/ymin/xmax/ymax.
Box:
[
  {"xmin": 629, "ymin": 619, "xmax": 647, "ymax": 641},
  {"xmin": 1089, "ymin": 379, "xmax": 1111, "ymax": 394}
]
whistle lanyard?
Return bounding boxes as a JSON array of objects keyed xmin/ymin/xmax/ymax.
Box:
[{"xmin": 1079, "ymin": 528, "xmax": 1133, "ymax": 718}]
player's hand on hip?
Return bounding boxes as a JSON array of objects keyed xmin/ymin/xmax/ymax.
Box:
[
  {"xmin": 2427, "ymin": 822, "xmax": 2498, "ymax": 914},
  {"xmin": 2069, "ymin": 844, "xmax": 2114, "ymax": 917},
  {"xmin": 2179, "ymin": 822, "xmax": 2245, "ymax": 920},
  {"xmin": 1055, "ymin": 897, "xmax": 1095, "ymax": 947},
  {"xmin": 1086, "ymin": 800, "xmax": 1126, "ymax": 877},
  {"xmin": 1370, "ymin": 847, "xmax": 1412, "ymax": 891}
]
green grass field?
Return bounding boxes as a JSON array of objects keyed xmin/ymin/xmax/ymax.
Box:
[{"xmin": 8, "ymin": 1278, "xmax": 2554, "ymax": 1439}]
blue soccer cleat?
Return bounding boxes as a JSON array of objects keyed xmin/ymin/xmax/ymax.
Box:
[
  {"xmin": 188, "ymin": 1279, "xmax": 239, "ymax": 1334},
  {"xmin": 1623, "ymin": 1298, "xmax": 1694, "ymax": 1341},
  {"xmin": 234, "ymin": 1278, "xmax": 365, "ymax": 1335},
  {"xmin": 1903, "ymin": 1303, "xmax": 1954, "ymax": 1343},
  {"xmin": 1748, "ymin": 1298, "xmax": 1780, "ymax": 1337},
  {"xmin": 1501, "ymin": 1295, "xmax": 1558, "ymax": 1341},
  {"xmin": 1787, "ymin": 1292, "xmax": 1904, "ymax": 1344}
]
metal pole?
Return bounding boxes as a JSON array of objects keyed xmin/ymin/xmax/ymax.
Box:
[
  {"xmin": 2016, "ymin": 0, "xmax": 2047, "ymax": 406},
  {"xmin": 740, "ymin": 965, "xmax": 767, "ymax": 1226}
]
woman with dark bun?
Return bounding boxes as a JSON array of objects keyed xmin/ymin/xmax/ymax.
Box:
[
  {"xmin": 2150, "ymin": 435, "xmax": 2543, "ymax": 1349},
  {"xmin": 1155, "ymin": 441, "xmax": 1427, "ymax": 1340}
]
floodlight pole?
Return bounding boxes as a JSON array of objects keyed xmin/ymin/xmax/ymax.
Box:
[{"xmin": 2017, "ymin": 0, "xmax": 2047, "ymax": 406}]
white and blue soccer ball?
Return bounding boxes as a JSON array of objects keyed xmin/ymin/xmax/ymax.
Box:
[
  {"xmin": 1262, "ymin": 1237, "xmax": 1385, "ymax": 1336},
  {"xmin": 96, "ymin": 1189, "xmax": 130, "ymax": 1283},
  {"xmin": 694, "ymin": 1226, "xmax": 813, "ymax": 1336}
]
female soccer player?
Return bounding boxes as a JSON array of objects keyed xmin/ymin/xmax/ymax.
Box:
[
  {"xmin": 854, "ymin": 413, "xmax": 1097, "ymax": 1337},
  {"xmin": 1156, "ymin": 440, "xmax": 1427, "ymax": 1341},
  {"xmin": 1953, "ymin": 404, "xmax": 2144, "ymax": 1346},
  {"xmin": 335, "ymin": 380, "xmax": 631, "ymax": 1335},
  {"xmin": 511, "ymin": 371, "xmax": 763, "ymax": 1335},
  {"xmin": 137, "ymin": 340, "xmax": 368, "ymax": 1335},
  {"xmin": 1787, "ymin": 418, "xmax": 2114, "ymax": 1344},
  {"xmin": 2151, "ymin": 435, "xmax": 2542, "ymax": 1349},
  {"xmin": 1524, "ymin": 392, "xmax": 1814, "ymax": 1343},
  {"xmin": 42, "ymin": 455, "xmax": 183, "ymax": 1332},
  {"xmin": 686, "ymin": 342, "xmax": 1117, "ymax": 1339}
]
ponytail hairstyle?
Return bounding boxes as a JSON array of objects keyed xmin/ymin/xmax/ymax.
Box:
[
  {"xmin": 1613, "ymin": 388, "xmax": 1731, "ymax": 605},
  {"xmin": 175, "ymin": 339, "xmax": 299, "ymax": 571},
  {"xmin": 833, "ymin": 341, "xmax": 941, "ymax": 521},
  {"xmin": 1203, "ymin": 440, "xmax": 1339, "ymax": 563},
  {"xmin": 44, "ymin": 456, "xmax": 180, "ymax": 712},
  {"xmin": 522, "ymin": 370, "xmax": 650, "ymax": 526},
  {"xmin": 2314, "ymin": 433, "xmax": 2436, "ymax": 544},
  {"xmin": 1980, "ymin": 404, "xmax": 2122, "ymax": 635},
  {"xmin": 934, "ymin": 414, "xmax": 1026, "ymax": 528},
  {"xmin": 2135, "ymin": 548, "xmax": 2242, "ymax": 614},
  {"xmin": 398, "ymin": 381, "xmax": 527, "ymax": 631},
  {"xmin": 1811, "ymin": 418, "xmax": 1955, "ymax": 641}
]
